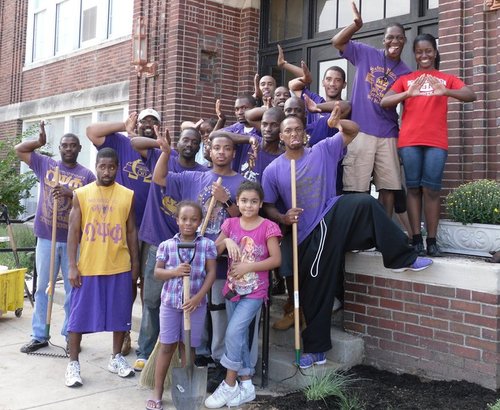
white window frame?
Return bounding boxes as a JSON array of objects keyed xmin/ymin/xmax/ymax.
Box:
[{"xmin": 25, "ymin": 0, "xmax": 132, "ymax": 65}]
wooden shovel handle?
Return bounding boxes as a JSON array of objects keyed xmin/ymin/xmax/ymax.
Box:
[
  {"xmin": 291, "ymin": 159, "xmax": 301, "ymax": 363},
  {"xmin": 200, "ymin": 177, "xmax": 223, "ymax": 236}
]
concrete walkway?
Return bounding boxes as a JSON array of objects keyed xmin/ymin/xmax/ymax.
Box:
[{"xmin": 0, "ymin": 281, "xmax": 283, "ymax": 410}]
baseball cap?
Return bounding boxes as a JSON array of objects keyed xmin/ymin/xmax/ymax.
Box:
[{"xmin": 138, "ymin": 108, "xmax": 161, "ymax": 122}]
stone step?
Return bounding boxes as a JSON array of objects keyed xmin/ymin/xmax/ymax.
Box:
[{"xmin": 254, "ymin": 346, "xmax": 348, "ymax": 390}]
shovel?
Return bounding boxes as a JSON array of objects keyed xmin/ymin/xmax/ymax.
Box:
[{"xmin": 172, "ymin": 242, "xmax": 207, "ymax": 410}]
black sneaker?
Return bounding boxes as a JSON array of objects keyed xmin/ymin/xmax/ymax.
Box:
[
  {"xmin": 413, "ymin": 242, "xmax": 426, "ymax": 256},
  {"xmin": 20, "ymin": 339, "xmax": 48, "ymax": 353},
  {"xmin": 427, "ymin": 243, "xmax": 442, "ymax": 257}
]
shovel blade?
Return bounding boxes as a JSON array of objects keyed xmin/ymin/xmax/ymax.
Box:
[{"xmin": 171, "ymin": 365, "xmax": 207, "ymax": 410}]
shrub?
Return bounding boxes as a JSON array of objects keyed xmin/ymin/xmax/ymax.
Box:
[
  {"xmin": 445, "ymin": 180, "xmax": 500, "ymax": 225},
  {"xmin": 0, "ymin": 224, "xmax": 36, "ymax": 274},
  {"xmin": 0, "ymin": 126, "xmax": 38, "ymax": 218}
]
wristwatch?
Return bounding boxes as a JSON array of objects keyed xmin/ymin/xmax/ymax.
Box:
[{"xmin": 222, "ymin": 198, "xmax": 234, "ymax": 209}]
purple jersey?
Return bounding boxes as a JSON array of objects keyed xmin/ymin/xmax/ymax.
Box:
[
  {"xmin": 239, "ymin": 136, "xmax": 282, "ymax": 183},
  {"xmin": 30, "ymin": 152, "xmax": 96, "ymax": 242},
  {"xmin": 98, "ymin": 133, "xmax": 152, "ymax": 227},
  {"xmin": 139, "ymin": 149, "xmax": 208, "ymax": 246},
  {"xmin": 221, "ymin": 123, "xmax": 262, "ymax": 173},
  {"xmin": 307, "ymin": 116, "xmax": 339, "ymax": 147},
  {"xmin": 340, "ymin": 40, "xmax": 411, "ymax": 138},
  {"xmin": 166, "ymin": 169, "xmax": 245, "ymax": 278},
  {"xmin": 262, "ymin": 133, "xmax": 345, "ymax": 244}
]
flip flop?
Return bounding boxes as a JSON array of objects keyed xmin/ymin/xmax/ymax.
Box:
[{"xmin": 145, "ymin": 399, "xmax": 163, "ymax": 410}]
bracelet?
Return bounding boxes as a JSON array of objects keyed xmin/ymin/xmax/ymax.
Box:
[{"xmin": 222, "ymin": 198, "xmax": 234, "ymax": 209}]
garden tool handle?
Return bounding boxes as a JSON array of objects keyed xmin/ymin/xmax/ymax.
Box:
[{"xmin": 200, "ymin": 177, "xmax": 222, "ymax": 236}]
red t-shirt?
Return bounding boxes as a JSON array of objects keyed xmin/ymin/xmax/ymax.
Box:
[{"xmin": 391, "ymin": 70, "xmax": 465, "ymax": 150}]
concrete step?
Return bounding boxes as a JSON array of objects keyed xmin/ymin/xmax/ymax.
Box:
[{"xmin": 254, "ymin": 346, "xmax": 347, "ymax": 390}]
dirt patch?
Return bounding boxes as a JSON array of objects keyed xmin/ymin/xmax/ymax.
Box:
[{"xmin": 251, "ymin": 365, "xmax": 499, "ymax": 409}]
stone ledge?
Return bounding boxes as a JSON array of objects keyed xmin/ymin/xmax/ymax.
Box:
[{"xmin": 345, "ymin": 251, "xmax": 500, "ymax": 295}]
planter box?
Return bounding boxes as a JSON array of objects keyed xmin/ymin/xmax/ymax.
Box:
[{"xmin": 437, "ymin": 219, "xmax": 500, "ymax": 257}]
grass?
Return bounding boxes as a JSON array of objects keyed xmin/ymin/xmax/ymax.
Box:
[
  {"xmin": 488, "ymin": 399, "xmax": 500, "ymax": 410},
  {"xmin": 303, "ymin": 368, "xmax": 365, "ymax": 410},
  {"xmin": 0, "ymin": 224, "xmax": 36, "ymax": 275}
]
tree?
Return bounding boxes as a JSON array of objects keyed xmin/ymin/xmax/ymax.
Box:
[{"xmin": 0, "ymin": 126, "xmax": 39, "ymax": 218}]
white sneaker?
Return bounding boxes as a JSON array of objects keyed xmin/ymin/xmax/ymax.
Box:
[
  {"xmin": 204, "ymin": 380, "xmax": 240, "ymax": 408},
  {"xmin": 108, "ymin": 353, "xmax": 135, "ymax": 378},
  {"xmin": 227, "ymin": 381, "xmax": 256, "ymax": 406},
  {"xmin": 65, "ymin": 361, "xmax": 82, "ymax": 387}
]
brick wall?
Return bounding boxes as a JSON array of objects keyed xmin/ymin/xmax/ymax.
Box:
[
  {"xmin": 440, "ymin": 0, "xmax": 500, "ymax": 197},
  {"xmin": 130, "ymin": 0, "xmax": 260, "ymax": 139},
  {"xmin": 344, "ymin": 261, "xmax": 500, "ymax": 390}
]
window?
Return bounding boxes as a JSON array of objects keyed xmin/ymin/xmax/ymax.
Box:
[
  {"xmin": 26, "ymin": 0, "xmax": 133, "ymax": 64},
  {"xmin": 269, "ymin": 0, "xmax": 304, "ymax": 42},
  {"xmin": 316, "ymin": 0, "xmax": 411, "ymax": 33},
  {"xmin": 55, "ymin": 0, "xmax": 78, "ymax": 54}
]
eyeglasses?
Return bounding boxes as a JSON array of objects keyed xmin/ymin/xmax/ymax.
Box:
[
  {"xmin": 139, "ymin": 119, "xmax": 160, "ymax": 126},
  {"xmin": 282, "ymin": 127, "xmax": 304, "ymax": 135},
  {"xmin": 384, "ymin": 35, "xmax": 406, "ymax": 42}
]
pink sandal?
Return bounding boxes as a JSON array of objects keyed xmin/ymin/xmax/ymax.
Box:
[{"xmin": 145, "ymin": 399, "xmax": 163, "ymax": 410}]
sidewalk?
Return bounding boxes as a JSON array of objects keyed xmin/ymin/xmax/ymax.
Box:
[{"xmin": 0, "ymin": 282, "xmax": 283, "ymax": 410}]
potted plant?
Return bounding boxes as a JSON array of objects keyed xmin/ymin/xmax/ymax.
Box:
[{"xmin": 437, "ymin": 180, "xmax": 500, "ymax": 257}]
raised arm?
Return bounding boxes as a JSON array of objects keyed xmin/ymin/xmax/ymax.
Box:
[
  {"xmin": 15, "ymin": 121, "xmax": 46, "ymax": 166},
  {"xmin": 151, "ymin": 126, "xmax": 171, "ymax": 186},
  {"xmin": 277, "ymin": 44, "xmax": 305, "ymax": 78},
  {"xmin": 130, "ymin": 136, "xmax": 160, "ymax": 158},
  {"xmin": 331, "ymin": 1, "xmax": 363, "ymax": 52},
  {"xmin": 327, "ymin": 102, "xmax": 359, "ymax": 146},
  {"xmin": 86, "ymin": 112, "xmax": 138, "ymax": 147},
  {"xmin": 288, "ymin": 61, "xmax": 313, "ymax": 97},
  {"xmin": 427, "ymin": 75, "xmax": 477, "ymax": 102},
  {"xmin": 214, "ymin": 99, "xmax": 227, "ymax": 131},
  {"xmin": 305, "ymin": 95, "xmax": 352, "ymax": 119}
]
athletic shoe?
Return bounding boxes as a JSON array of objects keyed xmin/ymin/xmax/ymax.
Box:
[
  {"xmin": 121, "ymin": 331, "xmax": 132, "ymax": 356},
  {"xmin": 227, "ymin": 381, "xmax": 256, "ymax": 406},
  {"xmin": 204, "ymin": 380, "xmax": 240, "ymax": 408},
  {"xmin": 108, "ymin": 353, "xmax": 135, "ymax": 378},
  {"xmin": 133, "ymin": 358, "xmax": 146, "ymax": 372},
  {"xmin": 392, "ymin": 257, "xmax": 433, "ymax": 273},
  {"xmin": 65, "ymin": 361, "xmax": 83, "ymax": 387},
  {"xmin": 20, "ymin": 339, "xmax": 48, "ymax": 353},
  {"xmin": 299, "ymin": 352, "xmax": 327, "ymax": 369},
  {"xmin": 207, "ymin": 363, "xmax": 226, "ymax": 393},
  {"xmin": 427, "ymin": 243, "xmax": 443, "ymax": 257}
]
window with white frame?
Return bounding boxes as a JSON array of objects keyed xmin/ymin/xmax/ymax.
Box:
[
  {"xmin": 20, "ymin": 106, "xmax": 127, "ymax": 217},
  {"xmin": 26, "ymin": 0, "xmax": 133, "ymax": 64}
]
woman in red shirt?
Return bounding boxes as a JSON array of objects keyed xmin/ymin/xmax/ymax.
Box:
[{"xmin": 381, "ymin": 33, "xmax": 476, "ymax": 257}]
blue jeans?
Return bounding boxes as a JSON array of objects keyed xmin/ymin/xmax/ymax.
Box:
[
  {"xmin": 136, "ymin": 244, "xmax": 163, "ymax": 360},
  {"xmin": 220, "ymin": 297, "xmax": 262, "ymax": 377},
  {"xmin": 399, "ymin": 146, "xmax": 448, "ymax": 191},
  {"xmin": 32, "ymin": 238, "xmax": 71, "ymax": 341}
]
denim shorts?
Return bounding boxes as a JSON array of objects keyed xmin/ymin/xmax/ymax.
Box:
[{"xmin": 399, "ymin": 146, "xmax": 448, "ymax": 191}]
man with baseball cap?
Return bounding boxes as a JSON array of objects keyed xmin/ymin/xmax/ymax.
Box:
[{"xmin": 86, "ymin": 108, "xmax": 161, "ymax": 355}]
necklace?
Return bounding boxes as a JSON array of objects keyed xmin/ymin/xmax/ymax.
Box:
[
  {"xmin": 382, "ymin": 52, "xmax": 402, "ymax": 83},
  {"xmin": 96, "ymin": 183, "xmax": 116, "ymax": 221}
]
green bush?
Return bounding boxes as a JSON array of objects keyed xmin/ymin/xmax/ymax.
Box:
[
  {"xmin": 445, "ymin": 180, "xmax": 500, "ymax": 225},
  {"xmin": 488, "ymin": 399, "xmax": 500, "ymax": 410},
  {"xmin": 0, "ymin": 126, "xmax": 38, "ymax": 218}
]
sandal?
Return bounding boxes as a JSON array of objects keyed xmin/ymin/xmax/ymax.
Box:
[{"xmin": 145, "ymin": 399, "xmax": 163, "ymax": 410}]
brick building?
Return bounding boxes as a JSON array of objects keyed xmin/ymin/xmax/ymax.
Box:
[
  {"xmin": 0, "ymin": 0, "xmax": 498, "ymax": 187},
  {"xmin": 0, "ymin": 0, "xmax": 498, "ymax": 388}
]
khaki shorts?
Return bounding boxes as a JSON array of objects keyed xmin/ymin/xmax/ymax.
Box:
[{"xmin": 342, "ymin": 132, "xmax": 401, "ymax": 192}]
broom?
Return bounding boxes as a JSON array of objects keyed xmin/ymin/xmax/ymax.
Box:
[{"xmin": 139, "ymin": 177, "xmax": 222, "ymax": 389}]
